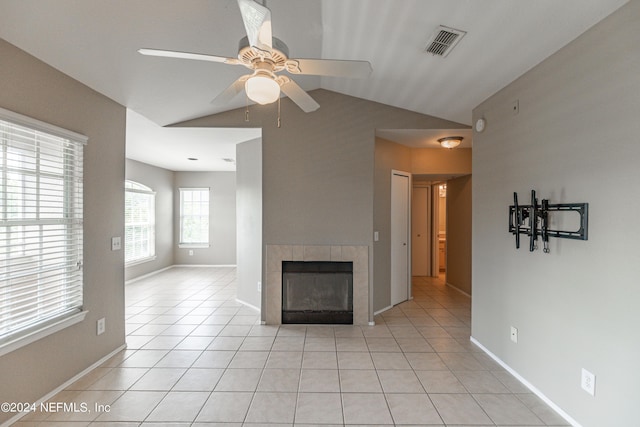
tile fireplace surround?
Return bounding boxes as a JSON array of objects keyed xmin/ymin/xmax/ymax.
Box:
[{"xmin": 265, "ymin": 245, "xmax": 369, "ymax": 325}]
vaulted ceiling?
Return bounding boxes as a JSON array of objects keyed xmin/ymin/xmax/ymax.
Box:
[{"xmin": 0, "ymin": 0, "xmax": 627, "ymax": 170}]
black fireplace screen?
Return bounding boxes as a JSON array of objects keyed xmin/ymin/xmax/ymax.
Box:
[{"xmin": 282, "ymin": 261, "xmax": 353, "ymax": 324}]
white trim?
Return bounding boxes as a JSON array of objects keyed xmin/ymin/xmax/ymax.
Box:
[
  {"xmin": 374, "ymin": 304, "xmax": 394, "ymax": 316},
  {"xmin": 172, "ymin": 264, "xmax": 236, "ymax": 268},
  {"xmin": 445, "ymin": 282, "xmax": 471, "ymax": 298},
  {"xmin": 125, "ymin": 255, "xmax": 157, "ymax": 268},
  {"xmin": 0, "ymin": 310, "xmax": 88, "ymax": 357},
  {"xmin": 125, "ymin": 264, "xmax": 237, "ymax": 285},
  {"xmin": 368, "ymin": 321, "xmax": 376, "ymax": 326},
  {"xmin": 178, "ymin": 244, "xmax": 211, "ymax": 249},
  {"xmin": 0, "ymin": 106, "xmax": 88, "ymax": 144},
  {"xmin": 0, "ymin": 343, "xmax": 126, "ymax": 427},
  {"xmin": 470, "ymin": 336, "xmax": 582, "ymax": 427},
  {"xmin": 235, "ymin": 298, "xmax": 260, "ymax": 313},
  {"xmin": 125, "ymin": 265, "xmax": 174, "ymax": 285}
]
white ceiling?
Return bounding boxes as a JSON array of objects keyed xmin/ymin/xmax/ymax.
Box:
[{"xmin": 0, "ymin": 0, "xmax": 627, "ymax": 171}]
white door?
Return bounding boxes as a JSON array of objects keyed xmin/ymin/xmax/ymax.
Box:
[
  {"xmin": 391, "ymin": 171, "xmax": 410, "ymax": 305},
  {"xmin": 411, "ymin": 186, "xmax": 431, "ymax": 276}
]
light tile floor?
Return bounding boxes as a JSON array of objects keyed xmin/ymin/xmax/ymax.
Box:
[{"xmin": 15, "ymin": 267, "xmax": 570, "ymax": 426}]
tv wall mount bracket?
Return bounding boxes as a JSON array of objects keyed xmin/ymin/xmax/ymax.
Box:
[{"xmin": 509, "ymin": 190, "xmax": 588, "ymax": 253}]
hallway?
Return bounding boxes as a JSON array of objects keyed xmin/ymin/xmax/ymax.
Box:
[{"xmin": 16, "ymin": 268, "xmax": 568, "ymax": 426}]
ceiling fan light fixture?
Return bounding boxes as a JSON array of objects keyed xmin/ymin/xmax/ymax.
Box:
[
  {"xmin": 438, "ymin": 136, "xmax": 463, "ymax": 149},
  {"xmin": 245, "ymin": 72, "xmax": 280, "ymax": 105}
]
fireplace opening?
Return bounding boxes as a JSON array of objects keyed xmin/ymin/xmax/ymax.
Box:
[{"xmin": 282, "ymin": 261, "xmax": 353, "ymax": 324}]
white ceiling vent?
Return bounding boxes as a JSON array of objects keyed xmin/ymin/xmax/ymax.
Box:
[{"xmin": 425, "ymin": 26, "xmax": 466, "ymax": 57}]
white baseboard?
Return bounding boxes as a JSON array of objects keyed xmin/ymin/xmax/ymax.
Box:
[
  {"xmin": 173, "ymin": 264, "xmax": 237, "ymax": 268},
  {"xmin": 126, "ymin": 264, "xmax": 238, "ymax": 284},
  {"xmin": 470, "ymin": 336, "xmax": 582, "ymax": 427},
  {"xmin": 235, "ymin": 298, "xmax": 260, "ymax": 313},
  {"xmin": 446, "ymin": 282, "xmax": 471, "ymax": 298},
  {"xmin": 125, "ymin": 265, "xmax": 173, "ymax": 285},
  {"xmin": 374, "ymin": 305, "xmax": 393, "ymax": 316},
  {"xmin": 1, "ymin": 344, "xmax": 127, "ymax": 427}
]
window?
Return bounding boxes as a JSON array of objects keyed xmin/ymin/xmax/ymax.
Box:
[
  {"xmin": 124, "ymin": 180, "xmax": 155, "ymax": 265},
  {"xmin": 0, "ymin": 107, "xmax": 86, "ymax": 354},
  {"xmin": 179, "ymin": 188, "xmax": 209, "ymax": 247}
]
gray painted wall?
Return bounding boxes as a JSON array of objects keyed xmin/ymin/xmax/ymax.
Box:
[
  {"xmin": 236, "ymin": 139, "xmax": 263, "ymax": 309},
  {"xmin": 0, "ymin": 38, "xmax": 126, "ymax": 423},
  {"xmin": 446, "ymin": 175, "xmax": 472, "ymax": 295},
  {"xmin": 173, "ymin": 171, "xmax": 237, "ymax": 265},
  {"xmin": 125, "ymin": 158, "xmax": 174, "ymax": 281},
  {"xmin": 174, "ymin": 90, "xmax": 467, "ymax": 320},
  {"xmin": 471, "ymin": 2, "xmax": 640, "ymax": 425}
]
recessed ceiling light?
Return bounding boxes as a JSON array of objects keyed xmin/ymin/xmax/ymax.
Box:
[{"xmin": 187, "ymin": 157, "xmax": 198, "ymax": 161}]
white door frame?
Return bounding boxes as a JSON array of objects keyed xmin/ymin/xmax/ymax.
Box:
[{"xmin": 391, "ymin": 170, "xmax": 411, "ymax": 305}]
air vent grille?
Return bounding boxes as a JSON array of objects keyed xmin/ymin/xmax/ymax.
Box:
[{"xmin": 425, "ymin": 26, "xmax": 466, "ymax": 57}]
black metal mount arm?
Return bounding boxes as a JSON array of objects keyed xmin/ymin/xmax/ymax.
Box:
[{"xmin": 509, "ymin": 190, "xmax": 588, "ymax": 253}]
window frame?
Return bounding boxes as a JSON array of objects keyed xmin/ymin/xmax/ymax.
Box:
[
  {"xmin": 178, "ymin": 187, "xmax": 210, "ymax": 249},
  {"xmin": 124, "ymin": 180, "xmax": 156, "ymax": 266},
  {"xmin": 0, "ymin": 107, "xmax": 88, "ymax": 357}
]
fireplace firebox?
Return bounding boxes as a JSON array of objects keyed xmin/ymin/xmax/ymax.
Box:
[{"xmin": 282, "ymin": 261, "xmax": 353, "ymax": 324}]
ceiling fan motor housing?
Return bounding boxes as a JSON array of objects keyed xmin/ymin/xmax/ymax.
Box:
[{"xmin": 238, "ymin": 35, "xmax": 290, "ymax": 72}]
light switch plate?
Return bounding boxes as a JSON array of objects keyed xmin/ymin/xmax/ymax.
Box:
[{"xmin": 111, "ymin": 237, "xmax": 121, "ymax": 251}]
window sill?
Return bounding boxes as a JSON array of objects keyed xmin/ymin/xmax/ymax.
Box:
[
  {"xmin": 125, "ymin": 256, "xmax": 157, "ymax": 268},
  {"xmin": 179, "ymin": 244, "xmax": 210, "ymax": 249},
  {"xmin": 0, "ymin": 310, "xmax": 89, "ymax": 357}
]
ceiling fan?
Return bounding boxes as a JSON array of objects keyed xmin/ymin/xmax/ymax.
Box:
[{"xmin": 139, "ymin": 0, "xmax": 372, "ymax": 113}]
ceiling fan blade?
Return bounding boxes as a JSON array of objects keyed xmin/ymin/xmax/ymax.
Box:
[
  {"xmin": 138, "ymin": 48, "xmax": 240, "ymax": 64},
  {"xmin": 237, "ymin": 0, "xmax": 273, "ymax": 52},
  {"xmin": 279, "ymin": 77, "xmax": 320, "ymax": 113},
  {"xmin": 286, "ymin": 58, "xmax": 372, "ymax": 78},
  {"xmin": 211, "ymin": 75, "xmax": 250, "ymax": 105}
]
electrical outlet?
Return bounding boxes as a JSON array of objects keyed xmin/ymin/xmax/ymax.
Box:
[
  {"xmin": 188, "ymin": 250, "xmax": 194, "ymax": 256},
  {"xmin": 111, "ymin": 237, "xmax": 121, "ymax": 251},
  {"xmin": 97, "ymin": 317, "xmax": 106, "ymax": 335},
  {"xmin": 581, "ymin": 368, "xmax": 596, "ymax": 396},
  {"xmin": 510, "ymin": 326, "xmax": 518, "ymax": 343},
  {"xmin": 257, "ymin": 281, "xmax": 262, "ymax": 292}
]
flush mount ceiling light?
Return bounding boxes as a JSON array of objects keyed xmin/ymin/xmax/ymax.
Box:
[
  {"xmin": 245, "ymin": 70, "xmax": 281, "ymax": 105},
  {"xmin": 438, "ymin": 136, "xmax": 463, "ymax": 149}
]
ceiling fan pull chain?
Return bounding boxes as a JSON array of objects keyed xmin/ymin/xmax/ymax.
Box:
[
  {"xmin": 277, "ymin": 96, "xmax": 281, "ymax": 128},
  {"xmin": 245, "ymin": 93, "xmax": 250, "ymax": 122}
]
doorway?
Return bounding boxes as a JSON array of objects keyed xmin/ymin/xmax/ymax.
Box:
[{"xmin": 391, "ymin": 170, "xmax": 411, "ymax": 305}]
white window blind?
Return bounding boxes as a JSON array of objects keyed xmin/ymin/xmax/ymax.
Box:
[
  {"xmin": 179, "ymin": 188, "xmax": 209, "ymax": 247},
  {"xmin": 0, "ymin": 108, "xmax": 85, "ymax": 346},
  {"xmin": 124, "ymin": 180, "xmax": 155, "ymax": 264}
]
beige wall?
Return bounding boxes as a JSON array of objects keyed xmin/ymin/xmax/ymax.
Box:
[
  {"xmin": 472, "ymin": 1, "xmax": 640, "ymax": 425},
  {"xmin": 0, "ymin": 38, "xmax": 126, "ymax": 423},
  {"xmin": 446, "ymin": 175, "xmax": 472, "ymax": 295},
  {"xmin": 412, "ymin": 147, "xmax": 472, "ymax": 175}
]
